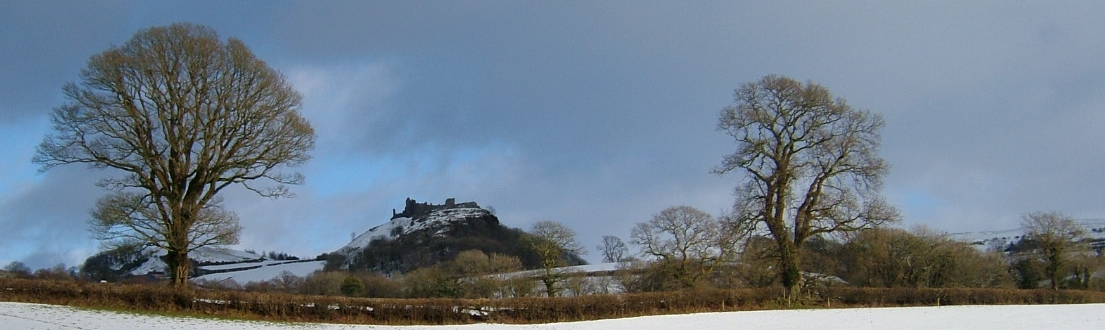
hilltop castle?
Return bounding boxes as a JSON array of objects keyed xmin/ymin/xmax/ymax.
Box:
[{"xmin": 391, "ymin": 197, "xmax": 480, "ymax": 220}]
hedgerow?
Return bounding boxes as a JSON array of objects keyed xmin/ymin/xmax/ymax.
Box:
[{"xmin": 2, "ymin": 278, "xmax": 1103, "ymax": 325}]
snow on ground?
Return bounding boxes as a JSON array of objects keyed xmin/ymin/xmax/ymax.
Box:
[
  {"xmin": 128, "ymin": 247, "xmax": 265, "ymax": 276},
  {"xmin": 492, "ymin": 263, "xmax": 621, "ymax": 283},
  {"xmin": 192, "ymin": 260, "xmax": 326, "ymax": 284},
  {"xmin": 949, "ymin": 219, "xmax": 1105, "ymax": 249},
  {"xmin": 190, "ymin": 247, "xmax": 264, "ymax": 263},
  {"xmin": 564, "ymin": 262, "xmax": 620, "ymax": 273},
  {"xmin": 1, "ymin": 302, "xmax": 1102, "ymax": 330}
]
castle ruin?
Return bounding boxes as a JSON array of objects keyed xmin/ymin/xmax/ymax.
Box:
[{"xmin": 391, "ymin": 197, "xmax": 480, "ymax": 219}]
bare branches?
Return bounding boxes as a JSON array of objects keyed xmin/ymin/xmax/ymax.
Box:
[
  {"xmin": 630, "ymin": 206, "xmax": 741, "ymax": 289},
  {"xmin": 715, "ymin": 75, "xmax": 897, "ymax": 297},
  {"xmin": 35, "ymin": 23, "xmax": 315, "ymax": 287},
  {"xmin": 89, "ymin": 192, "xmax": 239, "ymax": 253}
]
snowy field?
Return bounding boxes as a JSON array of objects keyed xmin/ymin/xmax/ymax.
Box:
[
  {"xmin": 1, "ymin": 302, "xmax": 1102, "ymax": 330},
  {"xmin": 192, "ymin": 260, "xmax": 327, "ymax": 283}
]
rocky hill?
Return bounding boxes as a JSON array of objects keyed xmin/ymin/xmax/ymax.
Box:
[{"xmin": 330, "ymin": 198, "xmax": 585, "ymax": 274}]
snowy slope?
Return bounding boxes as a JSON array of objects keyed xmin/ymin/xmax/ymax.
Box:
[
  {"xmin": 949, "ymin": 219, "xmax": 1105, "ymax": 249},
  {"xmin": 495, "ymin": 262, "xmax": 620, "ymax": 280},
  {"xmin": 337, "ymin": 207, "xmax": 490, "ymax": 254},
  {"xmin": 192, "ymin": 260, "xmax": 325, "ymax": 284},
  {"xmin": 190, "ymin": 247, "xmax": 264, "ymax": 263},
  {"xmin": 3, "ymin": 302, "xmax": 1103, "ymax": 330},
  {"xmin": 128, "ymin": 246, "xmax": 263, "ymax": 276}
]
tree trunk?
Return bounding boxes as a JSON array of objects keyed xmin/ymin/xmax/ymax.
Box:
[
  {"xmin": 1046, "ymin": 254, "xmax": 1060, "ymax": 290},
  {"xmin": 542, "ymin": 276, "xmax": 557, "ymax": 297},
  {"xmin": 541, "ymin": 266, "xmax": 559, "ymax": 297},
  {"xmin": 166, "ymin": 247, "xmax": 191, "ymax": 288},
  {"xmin": 166, "ymin": 206, "xmax": 195, "ymax": 288},
  {"xmin": 779, "ymin": 242, "xmax": 802, "ymax": 304}
]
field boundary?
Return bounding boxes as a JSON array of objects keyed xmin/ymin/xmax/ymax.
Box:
[{"xmin": 3, "ymin": 279, "xmax": 1104, "ymax": 325}]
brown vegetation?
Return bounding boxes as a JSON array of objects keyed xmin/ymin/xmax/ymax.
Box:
[{"xmin": 3, "ymin": 278, "xmax": 1104, "ymax": 325}]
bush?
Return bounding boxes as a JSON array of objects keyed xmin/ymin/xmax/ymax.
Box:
[{"xmin": 340, "ymin": 276, "xmax": 365, "ymax": 297}]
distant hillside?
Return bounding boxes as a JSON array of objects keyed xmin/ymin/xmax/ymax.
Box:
[
  {"xmin": 80, "ymin": 246, "xmax": 268, "ymax": 282},
  {"xmin": 79, "ymin": 197, "xmax": 588, "ymax": 282},
  {"xmin": 949, "ymin": 219, "xmax": 1105, "ymax": 252},
  {"xmin": 331, "ymin": 198, "xmax": 586, "ymax": 274}
]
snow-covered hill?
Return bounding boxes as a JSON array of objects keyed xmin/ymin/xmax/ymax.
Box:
[
  {"xmin": 327, "ymin": 197, "xmax": 565, "ymax": 274},
  {"xmin": 191, "ymin": 260, "xmax": 326, "ymax": 284},
  {"xmin": 190, "ymin": 247, "xmax": 265, "ymax": 263},
  {"xmin": 949, "ymin": 219, "xmax": 1105, "ymax": 250},
  {"xmin": 337, "ymin": 206, "xmax": 491, "ymax": 255},
  {"xmin": 112, "ymin": 246, "xmax": 326, "ymax": 285},
  {"xmin": 127, "ymin": 246, "xmax": 264, "ymax": 276}
]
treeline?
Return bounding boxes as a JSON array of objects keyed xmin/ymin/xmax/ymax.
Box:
[
  {"xmin": 1, "ymin": 262, "xmax": 78, "ymax": 282},
  {"xmin": 171, "ymin": 218, "xmax": 1105, "ymax": 299},
  {"xmin": 188, "ymin": 228, "xmax": 1104, "ymax": 300},
  {"xmin": 194, "ymin": 250, "xmax": 541, "ymax": 299},
  {"xmin": 618, "ymin": 225, "xmax": 1105, "ymax": 294}
]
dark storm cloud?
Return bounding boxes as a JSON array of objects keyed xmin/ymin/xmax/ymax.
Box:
[
  {"xmin": 0, "ymin": 1, "xmax": 137, "ymax": 122},
  {"xmin": 3, "ymin": 1, "xmax": 1105, "ymax": 267},
  {"xmin": 0, "ymin": 166, "xmax": 103, "ymax": 269}
]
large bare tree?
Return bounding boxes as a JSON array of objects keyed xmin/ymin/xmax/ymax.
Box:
[
  {"xmin": 34, "ymin": 23, "xmax": 316, "ymax": 287},
  {"xmin": 714, "ymin": 75, "xmax": 898, "ymax": 300}
]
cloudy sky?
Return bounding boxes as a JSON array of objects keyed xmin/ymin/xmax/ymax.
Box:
[{"xmin": 3, "ymin": 1, "xmax": 1104, "ymax": 270}]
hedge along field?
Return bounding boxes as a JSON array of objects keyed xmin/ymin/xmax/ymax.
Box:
[{"xmin": 3, "ymin": 279, "xmax": 1105, "ymax": 325}]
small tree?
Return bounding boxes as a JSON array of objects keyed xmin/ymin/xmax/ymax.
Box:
[
  {"xmin": 1021, "ymin": 211, "xmax": 1087, "ymax": 290},
  {"xmin": 714, "ymin": 75, "xmax": 899, "ymax": 300},
  {"xmin": 630, "ymin": 206, "xmax": 741, "ymax": 290},
  {"xmin": 340, "ymin": 275, "xmax": 366, "ymax": 297},
  {"xmin": 34, "ymin": 23, "xmax": 315, "ymax": 287},
  {"xmin": 597, "ymin": 235, "xmax": 628, "ymax": 263},
  {"xmin": 527, "ymin": 221, "xmax": 584, "ymax": 297}
]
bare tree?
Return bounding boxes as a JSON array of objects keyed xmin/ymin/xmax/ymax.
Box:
[
  {"xmin": 714, "ymin": 75, "xmax": 898, "ymax": 300},
  {"xmin": 527, "ymin": 221, "xmax": 584, "ymax": 297},
  {"xmin": 34, "ymin": 23, "xmax": 316, "ymax": 287},
  {"xmin": 597, "ymin": 235, "xmax": 628, "ymax": 263},
  {"xmin": 630, "ymin": 206, "xmax": 741, "ymax": 290},
  {"xmin": 1021, "ymin": 211, "xmax": 1087, "ymax": 290}
]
